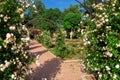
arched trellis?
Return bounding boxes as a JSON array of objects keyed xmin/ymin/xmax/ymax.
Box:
[
  {"xmin": 25, "ymin": 18, "xmax": 57, "ymax": 28},
  {"xmin": 25, "ymin": 18, "xmax": 57, "ymax": 38}
]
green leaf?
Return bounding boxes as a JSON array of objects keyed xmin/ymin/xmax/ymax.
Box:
[{"xmin": 0, "ymin": 38, "xmax": 3, "ymax": 46}]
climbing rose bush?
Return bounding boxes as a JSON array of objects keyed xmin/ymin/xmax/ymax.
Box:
[
  {"xmin": 0, "ymin": 0, "xmax": 34, "ymax": 79},
  {"xmin": 80, "ymin": 0, "xmax": 120, "ymax": 80}
]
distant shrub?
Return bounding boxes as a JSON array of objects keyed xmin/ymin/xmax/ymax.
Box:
[
  {"xmin": 42, "ymin": 31, "xmax": 52, "ymax": 48},
  {"xmin": 52, "ymin": 31, "xmax": 68, "ymax": 58}
]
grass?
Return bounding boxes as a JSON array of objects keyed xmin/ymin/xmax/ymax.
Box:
[
  {"xmin": 35, "ymin": 36, "xmax": 87, "ymax": 60},
  {"xmin": 50, "ymin": 39, "xmax": 87, "ymax": 60},
  {"xmin": 65, "ymin": 42, "xmax": 86, "ymax": 60}
]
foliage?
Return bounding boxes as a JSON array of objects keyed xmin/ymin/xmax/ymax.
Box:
[
  {"xmin": 27, "ymin": 8, "xmax": 62, "ymax": 37},
  {"xmin": 80, "ymin": 0, "xmax": 120, "ymax": 80},
  {"xmin": 42, "ymin": 31, "xmax": 52, "ymax": 48},
  {"xmin": 0, "ymin": 0, "xmax": 32, "ymax": 79},
  {"xmin": 42, "ymin": 8, "xmax": 62, "ymax": 22},
  {"xmin": 33, "ymin": 0, "xmax": 45, "ymax": 14},
  {"xmin": 35, "ymin": 31, "xmax": 52, "ymax": 48},
  {"xmin": 25, "ymin": 0, "xmax": 45, "ymax": 19},
  {"xmin": 75, "ymin": 0, "xmax": 103, "ymax": 14},
  {"xmin": 63, "ymin": 4, "xmax": 81, "ymax": 14},
  {"xmin": 39, "ymin": 21, "xmax": 56, "ymax": 37},
  {"xmin": 65, "ymin": 42, "xmax": 79, "ymax": 59},
  {"xmin": 52, "ymin": 31, "xmax": 68, "ymax": 58},
  {"xmin": 24, "ymin": 0, "xmax": 45, "ymax": 28},
  {"xmin": 38, "ymin": 8, "xmax": 62, "ymax": 36},
  {"xmin": 35, "ymin": 36, "xmax": 43, "ymax": 43},
  {"xmin": 63, "ymin": 12, "xmax": 81, "ymax": 38}
]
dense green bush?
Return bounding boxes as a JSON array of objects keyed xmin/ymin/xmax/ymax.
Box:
[
  {"xmin": 52, "ymin": 31, "xmax": 68, "ymax": 58},
  {"xmin": 0, "ymin": 0, "xmax": 32, "ymax": 79},
  {"xmin": 63, "ymin": 13, "xmax": 81, "ymax": 38},
  {"xmin": 36, "ymin": 31, "xmax": 52, "ymax": 48},
  {"xmin": 80, "ymin": 0, "xmax": 120, "ymax": 80},
  {"xmin": 35, "ymin": 36, "xmax": 43, "ymax": 43},
  {"xmin": 42, "ymin": 31, "xmax": 52, "ymax": 48}
]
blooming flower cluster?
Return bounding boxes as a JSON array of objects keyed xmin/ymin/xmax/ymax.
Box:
[
  {"xmin": 0, "ymin": 0, "xmax": 34, "ymax": 80},
  {"xmin": 0, "ymin": 60, "xmax": 11, "ymax": 71},
  {"xmin": 79, "ymin": 0, "xmax": 120, "ymax": 80}
]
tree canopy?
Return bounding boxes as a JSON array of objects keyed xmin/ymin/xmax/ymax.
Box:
[
  {"xmin": 63, "ymin": 13, "xmax": 81, "ymax": 30},
  {"xmin": 64, "ymin": 4, "xmax": 81, "ymax": 14}
]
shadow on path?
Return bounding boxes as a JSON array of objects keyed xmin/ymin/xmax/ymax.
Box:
[
  {"xmin": 29, "ymin": 45, "xmax": 42, "ymax": 50},
  {"xmin": 26, "ymin": 58, "xmax": 61, "ymax": 80},
  {"xmin": 29, "ymin": 42, "xmax": 39, "ymax": 46},
  {"xmin": 29, "ymin": 50, "xmax": 48, "ymax": 58}
]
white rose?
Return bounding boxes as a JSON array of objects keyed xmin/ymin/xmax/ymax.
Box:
[
  {"xmin": 113, "ymin": 74, "xmax": 117, "ymax": 79},
  {"xmin": 26, "ymin": 4, "xmax": 30, "ymax": 8},
  {"xmin": 6, "ymin": 33, "xmax": 11, "ymax": 39},
  {"xmin": 4, "ymin": 16, "xmax": 8, "ymax": 22},
  {"xmin": 18, "ymin": 8, "xmax": 23, "ymax": 12},
  {"xmin": 33, "ymin": 5, "xmax": 36, "ymax": 9},
  {"xmin": 105, "ymin": 19, "xmax": 108, "ymax": 22},
  {"xmin": 20, "ymin": 13, "xmax": 24, "ymax": 19},
  {"xmin": 115, "ymin": 64, "xmax": 119, "ymax": 69},
  {"xmin": 11, "ymin": 74, "xmax": 15, "ymax": 79},
  {"xmin": 9, "ymin": 26, "xmax": 16, "ymax": 30},
  {"xmin": 99, "ymin": 74, "xmax": 102, "ymax": 78},
  {"xmin": 0, "ymin": 14, "xmax": 3, "ymax": 17},
  {"xmin": 105, "ymin": 66, "xmax": 111, "ymax": 71}
]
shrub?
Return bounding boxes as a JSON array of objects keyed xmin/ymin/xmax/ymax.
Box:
[
  {"xmin": 42, "ymin": 31, "xmax": 52, "ymax": 48},
  {"xmin": 35, "ymin": 36, "xmax": 43, "ymax": 43},
  {"xmin": 52, "ymin": 31, "xmax": 68, "ymax": 58},
  {"xmin": 0, "ymin": 0, "xmax": 33, "ymax": 79},
  {"xmin": 80, "ymin": 1, "xmax": 120, "ymax": 80}
]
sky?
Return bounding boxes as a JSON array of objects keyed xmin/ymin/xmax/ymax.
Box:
[{"xmin": 41, "ymin": 0, "xmax": 83, "ymax": 11}]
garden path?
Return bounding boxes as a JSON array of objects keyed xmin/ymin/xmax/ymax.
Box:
[{"xmin": 26, "ymin": 40, "xmax": 95, "ymax": 80}]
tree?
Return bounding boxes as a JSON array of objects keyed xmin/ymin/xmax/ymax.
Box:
[
  {"xmin": 25, "ymin": 0, "xmax": 45, "ymax": 21},
  {"xmin": 63, "ymin": 13, "xmax": 81, "ymax": 38},
  {"xmin": 64, "ymin": 4, "xmax": 81, "ymax": 14},
  {"xmin": 62, "ymin": 4, "xmax": 82, "ymax": 38},
  {"xmin": 37, "ymin": 8, "xmax": 62, "ymax": 36},
  {"xmin": 42, "ymin": 8, "xmax": 62, "ymax": 23}
]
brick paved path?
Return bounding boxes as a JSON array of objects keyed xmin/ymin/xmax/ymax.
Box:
[{"xmin": 26, "ymin": 40, "xmax": 95, "ymax": 80}]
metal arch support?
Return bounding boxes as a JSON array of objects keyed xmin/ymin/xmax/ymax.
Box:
[{"xmin": 25, "ymin": 18, "xmax": 57, "ymax": 28}]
